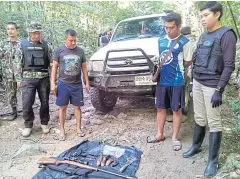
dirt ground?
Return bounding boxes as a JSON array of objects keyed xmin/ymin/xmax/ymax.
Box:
[{"xmin": 0, "ymin": 91, "xmax": 237, "ymax": 179}]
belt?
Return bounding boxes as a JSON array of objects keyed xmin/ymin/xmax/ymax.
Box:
[{"xmin": 23, "ymin": 69, "xmax": 48, "ymax": 72}]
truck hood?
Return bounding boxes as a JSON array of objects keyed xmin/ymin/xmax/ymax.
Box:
[{"xmin": 90, "ymin": 37, "xmax": 159, "ymax": 61}]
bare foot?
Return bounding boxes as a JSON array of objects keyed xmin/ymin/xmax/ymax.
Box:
[
  {"xmin": 77, "ymin": 129, "xmax": 85, "ymax": 137},
  {"xmin": 54, "ymin": 134, "xmax": 66, "ymax": 141},
  {"xmin": 55, "ymin": 128, "xmax": 65, "ymax": 141},
  {"xmin": 172, "ymin": 140, "xmax": 182, "ymax": 151},
  {"xmin": 147, "ymin": 135, "xmax": 165, "ymax": 143}
]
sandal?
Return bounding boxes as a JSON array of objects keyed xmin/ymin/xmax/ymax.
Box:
[
  {"xmin": 53, "ymin": 135, "xmax": 66, "ymax": 141},
  {"xmin": 77, "ymin": 131, "xmax": 85, "ymax": 137},
  {"xmin": 147, "ymin": 136, "xmax": 165, "ymax": 143},
  {"xmin": 172, "ymin": 140, "xmax": 182, "ymax": 151}
]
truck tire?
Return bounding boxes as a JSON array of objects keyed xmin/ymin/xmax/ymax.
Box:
[{"xmin": 90, "ymin": 88, "xmax": 118, "ymax": 112}]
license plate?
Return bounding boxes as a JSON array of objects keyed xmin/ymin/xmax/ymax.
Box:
[{"xmin": 135, "ymin": 75, "xmax": 157, "ymax": 85}]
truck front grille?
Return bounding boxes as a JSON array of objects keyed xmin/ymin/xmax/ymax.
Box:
[{"xmin": 106, "ymin": 55, "xmax": 154, "ymax": 75}]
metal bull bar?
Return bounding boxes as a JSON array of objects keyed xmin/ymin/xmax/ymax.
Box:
[{"xmin": 98, "ymin": 48, "xmax": 155, "ymax": 87}]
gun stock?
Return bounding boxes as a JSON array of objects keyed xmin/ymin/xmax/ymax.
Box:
[
  {"xmin": 38, "ymin": 157, "xmax": 135, "ymax": 179},
  {"xmin": 38, "ymin": 157, "xmax": 96, "ymax": 170}
]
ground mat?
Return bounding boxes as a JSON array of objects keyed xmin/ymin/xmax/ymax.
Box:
[{"xmin": 32, "ymin": 140, "xmax": 142, "ymax": 179}]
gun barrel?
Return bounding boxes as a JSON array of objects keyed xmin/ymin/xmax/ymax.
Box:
[
  {"xmin": 98, "ymin": 168, "xmax": 134, "ymax": 179},
  {"xmin": 38, "ymin": 157, "xmax": 135, "ymax": 179}
]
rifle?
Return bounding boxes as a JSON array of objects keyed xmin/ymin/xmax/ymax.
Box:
[{"xmin": 38, "ymin": 157, "xmax": 136, "ymax": 179}]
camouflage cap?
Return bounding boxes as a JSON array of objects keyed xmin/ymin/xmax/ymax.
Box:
[{"xmin": 27, "ymin": 21, "xmax": 43, "ymax": 32}]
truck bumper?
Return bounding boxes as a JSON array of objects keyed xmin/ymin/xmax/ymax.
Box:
[{"xmin": 89, "ymin": 72, "xmax": 156, "ymax": 94}]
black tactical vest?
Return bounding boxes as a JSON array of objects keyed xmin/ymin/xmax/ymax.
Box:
[
  {"xmin": 193, "ymin": 27, "xmax": 234, "ymax": 75},
  {"xmin": 21, "ymin": 39, "xmax": 49, "ymax": 72}
]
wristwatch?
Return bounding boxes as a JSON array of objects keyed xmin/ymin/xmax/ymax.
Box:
[{"xmin": 216, "ymin": 86, "xmax": 224, "ymax": 93}]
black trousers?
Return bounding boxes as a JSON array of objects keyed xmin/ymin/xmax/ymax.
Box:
[{"xmin": 22, "ymin": 77, "xmax": 50, "ymax": 128}]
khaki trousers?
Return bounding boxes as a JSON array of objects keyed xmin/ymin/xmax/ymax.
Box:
[{"xmin": 193, "ymin": 79, "xmax": 222, "ymax": 132}]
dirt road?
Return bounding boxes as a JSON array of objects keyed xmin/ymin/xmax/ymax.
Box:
[{"xmin": 0, "ymin": 92, "xmax": 220, "ymax": 179}]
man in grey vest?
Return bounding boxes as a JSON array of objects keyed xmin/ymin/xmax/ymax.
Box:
[
  {"xmin": 183, "ymin": 1, "xmax": 237, "ymax": 177},
  {"xmin": 21, "ymin": 21, "xmax": 52, "ymax": 137}
]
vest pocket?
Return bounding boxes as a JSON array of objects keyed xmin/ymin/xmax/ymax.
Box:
[
  {"xmin": 27, "ymin": 50, "xmax": 45, "ymax": 67},
  {"xmin": 195, "ymin": 39, "xmax": 215, "ymax": 67},
  {"xmin": 32, "ymin": 51, "xmax": 45, "ymax": 66},
  {"xmin": 211, "ymin": 54, "xmax": 224, "ymax": 73}
]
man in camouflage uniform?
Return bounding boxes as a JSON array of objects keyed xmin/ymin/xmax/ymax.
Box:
[
  {"xmin": 0, "ymin": 22, "xmax": 22, "ymax": 121},
  {"xmin": 21, "ymin": 21, "xmax": 52, "ymax": 137}
]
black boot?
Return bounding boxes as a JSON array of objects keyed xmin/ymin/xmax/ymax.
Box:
[
  {"xmin": 204, "ymin": 132, "xmax": 222, "ymax": 178},
  {"xmin": 1, "ymin": 107, "xmax": 17, "ymax": 121},
  {"xmin": 183, "ymin": 123, "xmax": 206, "ymax": 158}
]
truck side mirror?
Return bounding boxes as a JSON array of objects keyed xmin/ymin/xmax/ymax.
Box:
[{"xmin": 181, "ymin": 26, "xmax": 191, "ymax": 35}]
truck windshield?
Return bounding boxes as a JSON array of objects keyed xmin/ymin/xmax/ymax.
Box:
[{"xmin": 112, "ymin": 16, "xmax": 166, "ymax": 42}]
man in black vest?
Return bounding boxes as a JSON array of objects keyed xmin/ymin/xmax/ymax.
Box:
[
  {"xmin": 183, "ymin": 1, "xmax": 237, "ymax": 177},
  {"xmin": 21, "ymin": 21, "xmax": 52, "ymax": 137}
]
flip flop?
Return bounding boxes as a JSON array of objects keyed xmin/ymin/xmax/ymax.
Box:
[
  {"xmin": 172, "ymin": 140, "xmax": 182, "ymax": 151},
  {"xmin": 53, "ymin": 135, "xmax": 66, "ymax": 141},
  {"xmin": 147, "ymin": 136, "xmax": 165, "ymax": 143},
  {"xmin": 77, "ymin": 131, "xmax": 85, "ymax": 137}
]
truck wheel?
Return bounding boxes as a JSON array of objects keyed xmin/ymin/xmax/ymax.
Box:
[{"xmin": 90, "ymin": 88, "xmax": 118, "ymax": 112}]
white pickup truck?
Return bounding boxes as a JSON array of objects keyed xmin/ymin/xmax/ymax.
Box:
[{"xmin": 88, "ymin": 13, "xmax": 191, "ymax": 113}]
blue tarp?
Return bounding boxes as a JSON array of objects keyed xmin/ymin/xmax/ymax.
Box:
[{"xmin": 32, "ymin": 140, "xmax": 142, "ymax": 179}]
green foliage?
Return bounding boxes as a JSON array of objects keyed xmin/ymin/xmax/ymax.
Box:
[
  {"xmin": 193, "ymin": 1, "xmax": 240, "ymax": 37},
  {"xmin": 229, "ymin": 98, "xmax": 240, "ymax": 113},
  {"xmin": 0, "ymin": 1, "xmax": 174, "ymax": 58}
]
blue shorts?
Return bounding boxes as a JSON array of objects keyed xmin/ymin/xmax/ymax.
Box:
[
  {"xmin": 155, "ymin": 85, "xmax": 185, "ymax": 112},
  {"xmin": 56, "ymin": 80, "xmax": 84, "ymax": 107}
]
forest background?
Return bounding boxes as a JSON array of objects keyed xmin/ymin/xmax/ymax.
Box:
[{"xmin": 0, "ymin": 1, "xmax": 239, "ymax": 173}]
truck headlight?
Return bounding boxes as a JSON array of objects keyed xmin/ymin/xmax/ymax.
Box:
[
  {"xmin": 87, "ymin": 61, "xmax": 93, "ymax": 71},
  {"xmin": 92, "ymin": 61, "xmax": 104, "ymax": 72}
]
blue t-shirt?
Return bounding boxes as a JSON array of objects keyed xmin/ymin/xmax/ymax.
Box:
[{"xmin": 158, "ymin": 35, "xmax": 191, "ymax": 86}]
